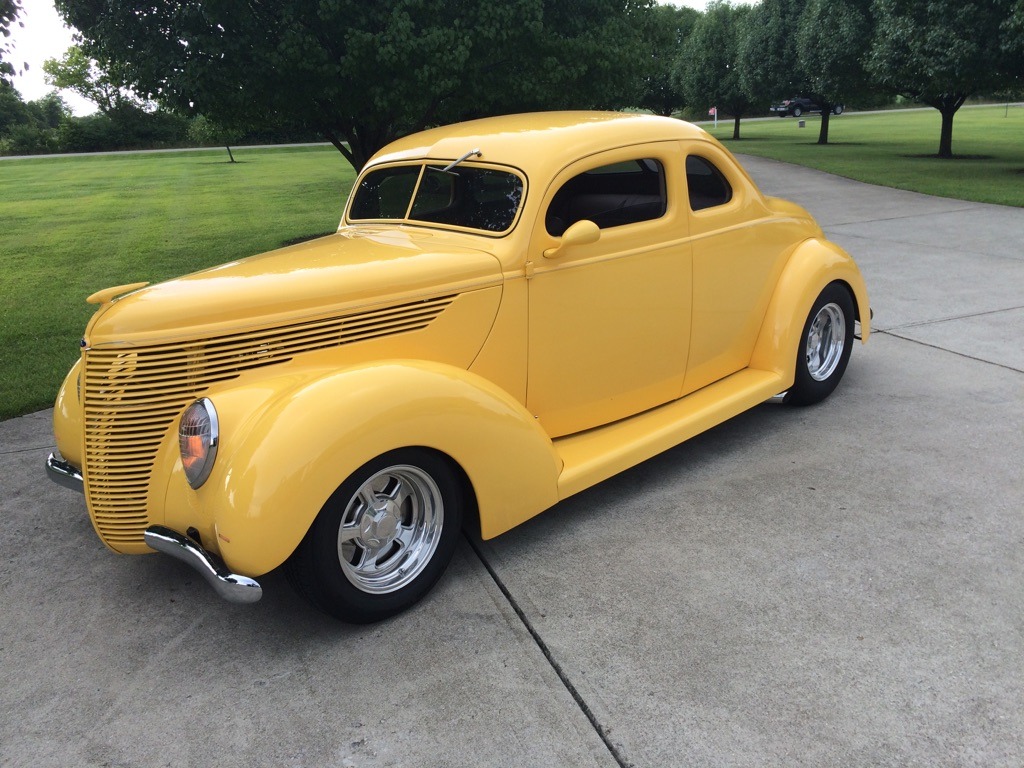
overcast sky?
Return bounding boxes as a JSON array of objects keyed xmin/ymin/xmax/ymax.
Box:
[{"xmin": 7, "ymin": 0, "xmax": 714, "ymax": 115}]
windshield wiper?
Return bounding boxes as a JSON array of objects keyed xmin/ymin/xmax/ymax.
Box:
[{"xmin": 442, "ymin": 148, "xmax": 482, "ymax": 173}]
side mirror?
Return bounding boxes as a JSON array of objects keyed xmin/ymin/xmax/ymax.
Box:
[{"xmin": 543, "ymin": 219, "xmax": 600, "ymax": 259}]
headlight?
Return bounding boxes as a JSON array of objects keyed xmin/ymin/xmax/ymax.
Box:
[{"xmin": 179, "ymin": 398, "xmax": 219, "ymax": 489}]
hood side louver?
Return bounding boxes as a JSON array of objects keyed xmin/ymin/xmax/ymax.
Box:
[{"xmin": 81, "ymin": 294, "xmax": 457, "ymax": 548}]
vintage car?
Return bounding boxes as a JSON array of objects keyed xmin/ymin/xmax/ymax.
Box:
[
  {"xmin": 770, "ymin": 97, "xmax": 845, "ymax": 117},
  {"xmin": 47, "ymin": 112, "xmax": 869, "ymax": 623}
]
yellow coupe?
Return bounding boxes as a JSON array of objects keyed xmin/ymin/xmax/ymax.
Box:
[{"xmin": 47, "ymin": 112, "xmax": 870, "ymax": 622}]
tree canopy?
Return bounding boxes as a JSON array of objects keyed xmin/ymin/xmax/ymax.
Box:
[
  {"xmin": 678, "ymin": 1, "xmax": 753, "ymax": 140},
  {"xmin": 738, "ymin": 0, "xmax": 804, "ymax": 112},
  {"xmin": 57, "ymin": 0, "xmax": 653, "ymax": 170},
  {"xmin": 869, "ymin": 0, "xmax": 1013, "ymax": 157},
  {"xmin": 43, "ymin": 45, "xmax": 143, "ymax": 114},
  {"xmin": 796, "ymin": 0, "xmax": 873, "ymax": 144},
  {"xmin": 636, "ymin": 3, "xmax": 699, "ymax": 117},
  {"xmin": 1003, "ymin": 0, "xmax": 1024, "ymax": 77}
]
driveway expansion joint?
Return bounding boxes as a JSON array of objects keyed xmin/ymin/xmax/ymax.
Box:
[
  {"xmin": 464, "ymin": 533, "xmax": 633, "ymax": 768},
  {"xmin": 876, "ymin": 329, "xmax": 1024, "ymax": 374},
  {"xmin": 0, "ymin": 443, "xmax": 54, "ymax": 456}
]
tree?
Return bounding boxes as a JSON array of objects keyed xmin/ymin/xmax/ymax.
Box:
[
  {"xmin": 678, "ymin": 1, "xmax": 754, "ymax": 140},
  {"xmin": 1, "ymin": 0, "xmax": 22, "ymax": 85},
  {"xmin": 0, "ymin": 79, "xmax": 29, "ymax": 134},
  {"xmin": 26, "ymin": 91, "xmax": 69, "ymax": 129},
  {"xmin": 0, "ymin": 83, "xmax": 68, "ymax": 155},
  {"xmin": 43, "ymin": 45, "xmax": 142, "ymax": 114},
  {"xmin": 869, "ymin": 0, "xmax": 1012, "ymax": 158},
  {"xmin": 187, "ymin": 115, "xmax": 244, "ymax": 162},
  {"xmin": 636, "ymin": 4, "xmax": 699, "ymax": 117},
  {"xmin": 57, "ymin": 0, "xmax": 654, "ymax": 172},
  {"xmin": 796, "ymin": 0, "xmax": 872, "ymax": 145},
  {"xmin": 738, "ymin": 0, "xmax": 806, "ymax": 112}
]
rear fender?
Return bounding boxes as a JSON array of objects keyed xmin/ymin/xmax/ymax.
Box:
[{"xmin": 750, "ymin": 238, "xmax": 870, "ymax": 382}]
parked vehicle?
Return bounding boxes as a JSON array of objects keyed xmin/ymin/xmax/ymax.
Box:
[
  {"xmin": 47, "ymin": 112, "xmax": 870, "ymax": 622},
  {"xmin": 770, "ymin": 97, "xmax": 845, "ymax": 117}
]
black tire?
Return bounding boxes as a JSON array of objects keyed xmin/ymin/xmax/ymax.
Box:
[
  {"xmin": 792, "ymin": 106, "xmax": 803, "ymax": 117},
  {"xmin": 785, "ymin": 282, "xmax": 855, "ymax": 407},
  {"xmin": 286, "ymin": 448, "xmax": 463, "ymax": 623},
  {"xmin": 833, "ymin": 104, "xmax": 844, "ymax": 115}
]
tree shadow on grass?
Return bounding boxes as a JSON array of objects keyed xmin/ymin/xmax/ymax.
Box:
[
  {"xmin": 902, "ymin": 154, "xmax": 995, "ymax": 160},
  {"xmin": 279, "ymin": 231, "xmax": 337, "ymax": 247}
]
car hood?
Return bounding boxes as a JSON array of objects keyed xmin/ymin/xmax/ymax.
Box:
[{"xmin": 85, "ymin": 227, "xmax": 504, "ymax": 345}]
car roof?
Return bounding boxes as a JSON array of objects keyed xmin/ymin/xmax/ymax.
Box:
[{"xmin": 366, "ymin": 112, "xmax": 712, "ymax": 180}]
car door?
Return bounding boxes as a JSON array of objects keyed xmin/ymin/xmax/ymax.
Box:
[
  {"xmin": 681, "ymin": 144, "xmax": 794, "ymax": 395},
  {"xmin": 526, "ymin": 142, "xmax": 692, "ymax": 438}
]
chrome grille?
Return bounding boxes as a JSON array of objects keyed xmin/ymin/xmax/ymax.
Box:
[{"xmin": 82, "ymin": 295, "xmax": 456, "ymax": 548}]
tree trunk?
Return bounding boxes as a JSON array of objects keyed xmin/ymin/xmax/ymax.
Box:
[
  {"xmin": 732, "ymin": 115, "xmax": 741, "ymax": 140},
  {"xmin": 938, "ymin": 108, "xmax": 956, "ymax": 158},
  {"xmin": 927, "ymin": 94, "xmax": 966, "ymax": 159},
  {"xmin": 817, "ymin": 106, "xmax": 831, "ymax": 145},
  {"xmin": 225, "ymin": 145, "xmax": 236, "ymax": 163},
  {"xmin": 323, "ymin": 127, "xmax": 359, "ymax": 171}
]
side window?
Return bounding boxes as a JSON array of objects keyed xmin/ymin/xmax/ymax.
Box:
[
  {"xmin": 686, "ymin": 155, "xmax": 732, "ymax": 211},
  {"xmin": 546, "ymin": 158, "xmax": 666, "ymax": 236}
]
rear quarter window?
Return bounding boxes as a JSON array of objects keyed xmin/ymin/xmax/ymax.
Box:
[{"xmin": 686, "ymin": 156, "xmax": 733, "ymax": 211}]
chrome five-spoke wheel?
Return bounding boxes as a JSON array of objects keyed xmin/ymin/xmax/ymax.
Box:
[
  {"xmin": 286, "ymin": 448, "xmax": 463, "ymax": 623},
  {"xmin": 338, "ymin": 464, "xmax": 443, "ymax": 594}
]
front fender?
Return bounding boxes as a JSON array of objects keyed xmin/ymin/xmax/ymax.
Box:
[
  {"xmin": 750, "ymin": 238, "xmax": 870, "ymax": 382},
  {"xmin": 177, "ymin": 361, "xmax": 560, "ymax": 576}
]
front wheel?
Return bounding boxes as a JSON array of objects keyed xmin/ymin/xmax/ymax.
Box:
[
  {"xmin": 785, "ymin": 283, "xmax": 855, "ymax": 406},
  {"xmin": 286, "ymin": 448, "xmax": 464, "ymax": 623}
]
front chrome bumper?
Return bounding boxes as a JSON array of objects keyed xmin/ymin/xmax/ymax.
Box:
[
  {"xmin": 144, "ymin": 526, "xmax": 263, "ymax": 604},
  {"xmin": 46, "ymin": 452, "xmax": 262, "ymax": 604},
  {"xmin": 46, "ymin": 452, "xmax": 84, "ymax": 492}
]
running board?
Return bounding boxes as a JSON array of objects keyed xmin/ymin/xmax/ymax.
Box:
[{"xmin": 554, "ymin": 369, "xmax": 787, "ymax": 500}]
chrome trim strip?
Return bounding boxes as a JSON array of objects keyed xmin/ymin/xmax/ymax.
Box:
[
  {"xmin": 46, "ymin": 452, "xmax": 84, "ymax": 493},
  {"xmin": 144, "ymin": 525, "xmax": 263, "ymax": 604}
]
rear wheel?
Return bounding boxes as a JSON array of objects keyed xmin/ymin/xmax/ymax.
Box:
[
  {"xmin": 792, "ymin": 106, "xmax": 803, "ymax": 117},
  {"xmin": 286, "ymin": 448, "xmax": 463, "ymax": 623},
  {"xmin": 785, "ymin": 283, "xmax": 854, "ymax": 406},
  {"xmin": 833, "ymin": 104, "xmax": 844, "ymax": 115}
]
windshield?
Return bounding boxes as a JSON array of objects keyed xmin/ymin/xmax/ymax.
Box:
[{"xmin": 348, "ymin": 163, "xmax": 524, "ymax": 234}]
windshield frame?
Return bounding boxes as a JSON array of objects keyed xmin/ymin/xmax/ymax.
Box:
[{"xmin": 344, "ymin": 160, "xmax": 528, "ymax": 237}]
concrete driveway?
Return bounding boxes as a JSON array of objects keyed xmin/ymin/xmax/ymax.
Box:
[{"xmin": 2, "ymin": 156, "xmax": 1022, "ymax": 767}]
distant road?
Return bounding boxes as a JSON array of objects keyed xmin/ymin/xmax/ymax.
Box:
[{"xmin": 0, "ymin": 142, "xmax": 335, "ymax": 162}]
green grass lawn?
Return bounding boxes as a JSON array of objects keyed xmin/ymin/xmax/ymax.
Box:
[
  {"xmin": 705, "ymin": 104, "xmax": 1024, "ymax": 208},
  {"xmin": 0, "ymin": 145, "xmax": 356, "ymax": 420}
]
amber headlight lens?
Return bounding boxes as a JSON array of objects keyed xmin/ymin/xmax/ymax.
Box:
[{"xmin": 179, "ymin": 398, "xmax": 219, "ymax": 489}]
